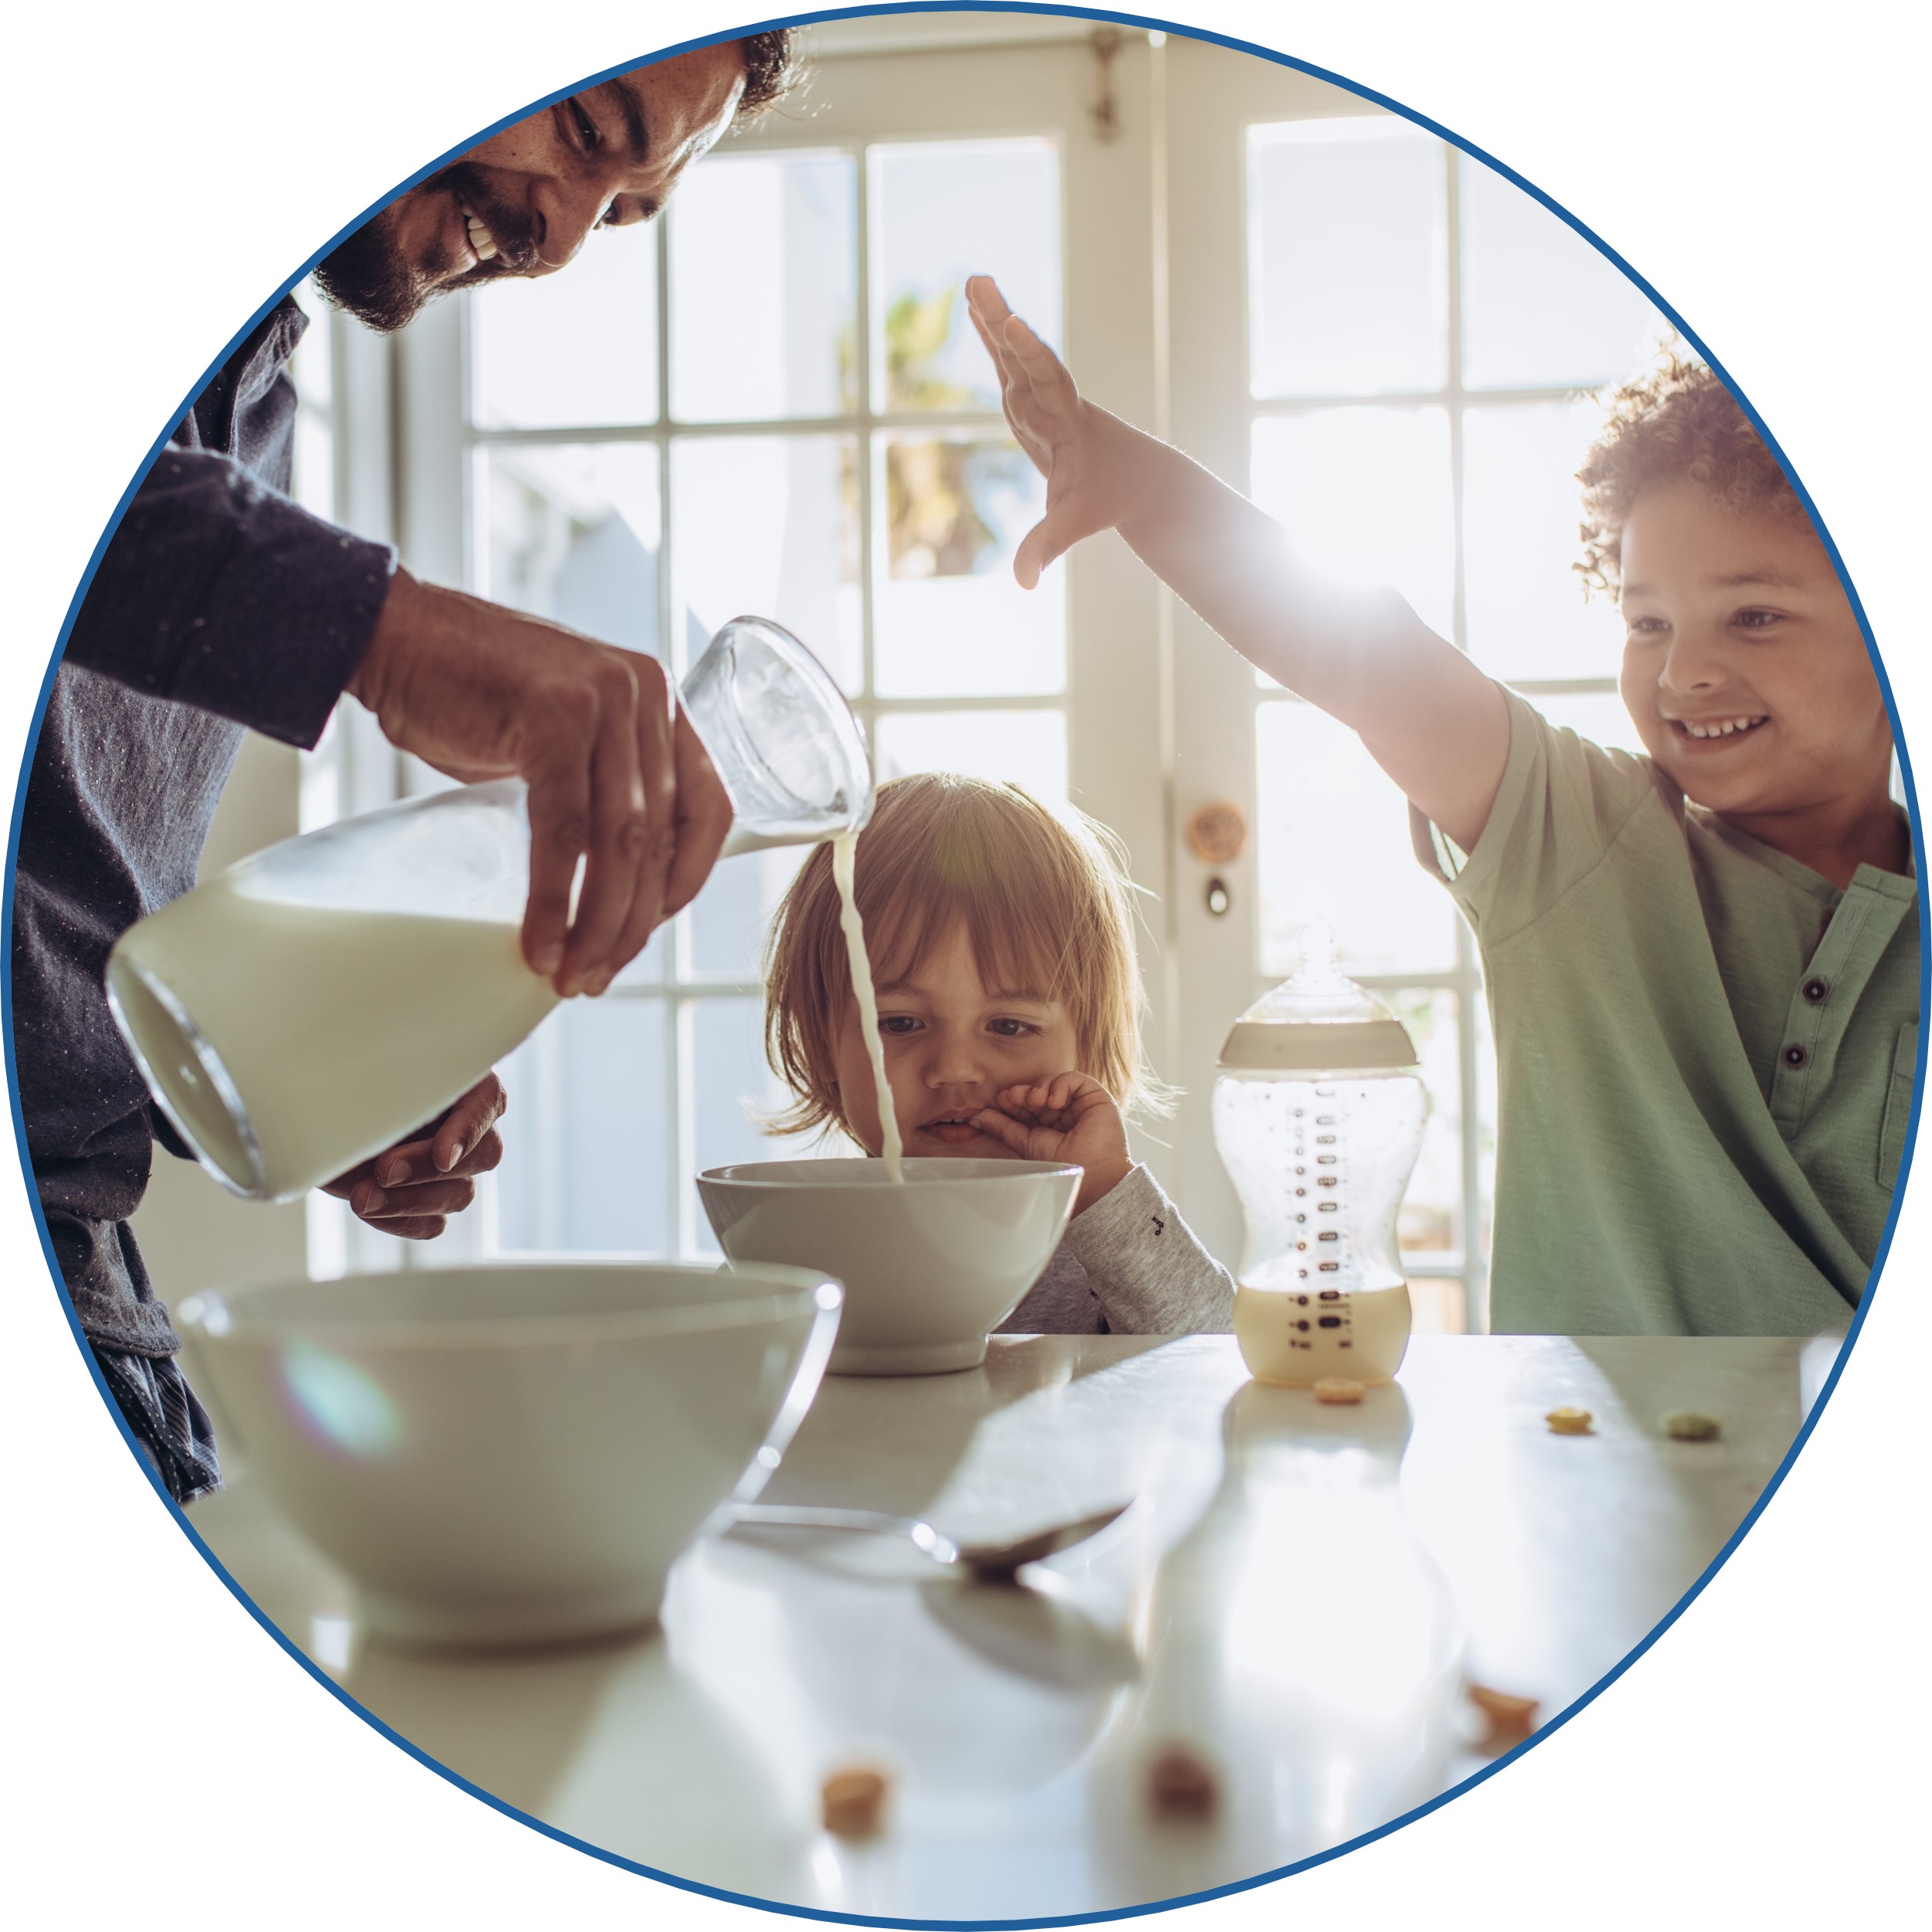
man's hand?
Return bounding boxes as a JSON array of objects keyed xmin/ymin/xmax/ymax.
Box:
[
  {"xmin": 971, "ymin": 1072, "xmax": 1134, "ymax": 1217},
  {"xmin": 322, "ymin": 1074, "xmax": 508, "ymax": 1241},
  {"xmin": 966, "ymin": 274, "xmax": 1166, "ymax": 589},
  {"xmin": 348, "ymin": 572, "xmax": 733, "ymax": 997}
]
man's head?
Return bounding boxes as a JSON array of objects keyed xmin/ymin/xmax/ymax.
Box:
[{"xmin": 315, "ymin": 31, "xmax": 798, "ymax": 332}]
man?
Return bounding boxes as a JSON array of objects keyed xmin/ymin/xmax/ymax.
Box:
[{"xmin": 11, "ymin": 32, "xmax": 799, "ymax": 1502}]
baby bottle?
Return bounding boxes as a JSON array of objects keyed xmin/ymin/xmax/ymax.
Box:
[
  {"xmin": 107, "ymin": 616, "xmax": 871, "ymax": 1203},
  {"xmin": 1213, "ymin": 926, "xmax": 1426, "ymax": 1386}
]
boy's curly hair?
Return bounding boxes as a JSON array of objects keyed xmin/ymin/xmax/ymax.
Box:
[{"xmin": 1575, "ymin": 348, "xmax": 1816, "ymax": 595}]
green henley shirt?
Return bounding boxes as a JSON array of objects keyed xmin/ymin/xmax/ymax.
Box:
[{"xmin": 1420, "ymin": 690, "xmax": 1920, "ymax": 1336}]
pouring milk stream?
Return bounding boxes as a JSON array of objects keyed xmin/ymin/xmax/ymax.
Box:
[
  {"xmin": 831, "ymin": 832, "xmax": 905, "ymax": 1183},
  {"xmin": 108, "ymin": 617, "xmax": 888, "ymax": 1203}
]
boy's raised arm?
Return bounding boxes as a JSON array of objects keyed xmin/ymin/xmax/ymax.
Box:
[{"xmin": 966, "ymin": 276, "xmax": 1511, "ymax": 854}]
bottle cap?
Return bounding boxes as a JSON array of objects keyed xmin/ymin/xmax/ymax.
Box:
[{"xmin": 1216, "ymin": 924, "xmax": 1419, "ymax": 1072}]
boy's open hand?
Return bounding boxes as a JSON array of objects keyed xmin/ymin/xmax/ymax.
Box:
[
  {"xmin": 966, "ymin": 275, "xmax": 1162, "ymax": 589},
  {"xmin": 971, "ymin": 1072, "xmax": 1133, "ymax": 1216},
  {"xmin": 967, "ymin": 285, "xmax": 1511, "ymax": 857}
]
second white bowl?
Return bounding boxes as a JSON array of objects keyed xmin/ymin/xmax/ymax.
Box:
[
  {"xmin": 178, "ymin": 1262, "xmax": 841, "ymax": 1647},
  {"xmin": 697, "ymin": 1159, "xmax": 1081, "ymax": 1375}
]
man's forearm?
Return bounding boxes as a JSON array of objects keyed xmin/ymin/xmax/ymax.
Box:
[{"xmin": 65, "ymin": 445, "xmax": 397, "ymax": 749}]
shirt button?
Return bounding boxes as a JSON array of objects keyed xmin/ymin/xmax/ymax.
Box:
[
  {"xmin": 1783, "ymin": 1044, "xmax": 1809, "ymax": 1069},
  {"xmin": 1803, "ymin": 978, "xmax": 1829, "ymax": 1003}
]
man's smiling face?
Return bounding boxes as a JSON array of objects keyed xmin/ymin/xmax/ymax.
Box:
[{"xmin": 315, "ymin": 42, "xmax": 746, "ymax": 331}]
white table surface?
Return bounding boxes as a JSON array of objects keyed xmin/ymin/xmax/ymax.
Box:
[{"xmin": 188, "ymin": 1334, "xmax": 1815, "ymax": 1918}]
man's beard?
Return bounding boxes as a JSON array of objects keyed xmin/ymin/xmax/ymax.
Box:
[
  {"xmin": 313, "ymin": 162, "xmax": 516, "ymax": 333},
  {"xmin": 312, "ymin": 207, "xmax": 426, "ymax": 333}
]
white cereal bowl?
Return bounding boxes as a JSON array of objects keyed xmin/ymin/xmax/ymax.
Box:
[
  {"xmin": 177, "ymin": 1263, "xmax": 841, "ymax": 1649},
  {"xmin": 696, "ymin": 1159, "xmax": 1081, "ymax": 1376}
]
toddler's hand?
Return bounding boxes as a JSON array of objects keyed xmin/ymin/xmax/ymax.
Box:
[
  {"xmin": 972, "ymin": 1072, "xmax": 1133, "ymax": 1216},
  {"xmin": 966, "ymin": 275, "xmax": 1167, "ymax": 589}
]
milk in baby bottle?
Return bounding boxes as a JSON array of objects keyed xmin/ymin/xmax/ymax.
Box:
[{"xmin": 1213, "ymin": 929, "xmax": 1426, "ymax": 1386}]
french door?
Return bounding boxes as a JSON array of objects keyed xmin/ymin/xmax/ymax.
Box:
[
  {"xmin": 385, "ymin": 31, "xmax": 1175, "ymax": 1270},
  {"xmin": 312, "ymin": 22, "xmax": 1668, "ymax": 1332}
]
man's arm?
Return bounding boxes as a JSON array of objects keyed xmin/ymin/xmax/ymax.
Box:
[
  {"xmin": 65, "ymin": 444, "xmax": 394, "ymax": 749},
  {"xmin": 67, "ymin": 445, "xmax": 731, "ymax": 997}
]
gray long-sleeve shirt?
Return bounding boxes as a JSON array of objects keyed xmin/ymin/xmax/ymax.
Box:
[
  {"xmin": 12, "ymin": 296, "xmax": 396, "ymax": 1357},
  {"xmin": 997, "ymin": 1162, "xmax": 1235, "ymax": 1335}
]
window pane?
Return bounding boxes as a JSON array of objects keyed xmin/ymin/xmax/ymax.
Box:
[
  {"xmin": 689, "ymin": 847, "xmax": 808, "ymax": 983},
  {"xmin": 289, "ymin": 286, "xmax": 335, "ymax": 519},
  {"xmin": 670, "ymin": 150, "xmax": 858, "ymax": 421},
  {"xmin": 689, "ymin": 996, "xmax": 813, "ymax": 1256},
  {"xmin": 1407, "ymin": 1280, "xmax": 1467, "ymax": 1335},
  {"xmin": 469, "ymin": 224, "xmax": 658, "ymax": 429},
  {"xmin": 1255, "ymin": 701, "xmax": 1457, "ymax": 976},
  {"xmin": 1250, "ymin": 409, "xmax": 1454, "ymax": 640},
  {"xmin": 291, "ymin": 411, "xmax": 335, "ymax": 522},
  {"xmin": 1386, "ymin": 989, "xmax": 1465, "ymax": 1260},
  {"xmin": 475, "ymin": 443, "xmax": 661, "ymax": 654},
  {"xmin": 292, "ymin": 284, "xmax": 333, "ymax": 408},
  {"xmin": 671, "ymin": 435, "xmax": 861, "ymax": 688},
  {"xmin": 870, "ymin": 138, "xmax": 1060, "ymax": 415},
  {"xmin": 1459, "ymin": 154, "xmax": 1667, "ymax": 391},
  {"xmin": 1524, "ymin": 687, "xmax": 1645, "ymax": 759},
  {"xmin": 492, "ymin": 999, "xmax": 669, "ymax": 1255},
  {"xmin": 1463, "ymin": 401, "xmax": 1626, "ymax": 680},
  {"xmin": 1248, "ymin": 118, "xmax": 1446, "ymax": 399},
  {"xmin": 875, "ymin": 711, "xmax": 1068, "ymax": 804},
  {"xmin": 874, "ymin": 433, "xmax": 1064, "ymax": 698}
]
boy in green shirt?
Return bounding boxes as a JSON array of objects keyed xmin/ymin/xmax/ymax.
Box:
[{"xmin": 967, "ymin": 276, "xmax": 1916, "ymax": 1335}]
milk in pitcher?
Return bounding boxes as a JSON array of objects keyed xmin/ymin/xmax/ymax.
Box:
[{"xmin": 109, "ymin": 878, "xmax": 557, "ymax": 1201}]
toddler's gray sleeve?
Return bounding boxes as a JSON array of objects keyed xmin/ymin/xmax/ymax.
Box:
[{"xmin": 1061, "ymin": 1164, "xmax": 1235, "ymax": 1335}]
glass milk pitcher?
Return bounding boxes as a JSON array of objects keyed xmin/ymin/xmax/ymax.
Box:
[
  {"xmin": 1213, "ymin": 929, "xmax": 1426, "ymax": 1386},
  {"xmin": 107, "ymin": 616, "xmax": 871, "ymax": 1204}
]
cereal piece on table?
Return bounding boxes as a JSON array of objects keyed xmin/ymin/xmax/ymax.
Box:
[
  {"xmin": 1545, "ymin": 1406, "xmax": 1594, "ymax": 1435},
  {"xmin": 1662, "ymin": 1410, "xmax": 1721, "ymax": 1441},
  {"xmin": 1314, "ymin": 1377, "xmax": 1365, "ymax": 1405},
  {"xmin": 821, "ymin": 1765, "xmax": 890, "ymax": 1839},
  {"xmin": 1147, "ymin": 1744, "xmax": 1219, "ymax": 1821},
  {"xmin": 1467, "ymin": 1683, "xmax": 1539, "ymax": 1753}
]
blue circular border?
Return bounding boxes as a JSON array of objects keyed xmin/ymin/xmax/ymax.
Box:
[{"xmin": 5, "ymin": 5, "xmax": 1921, "ymax": 1924}]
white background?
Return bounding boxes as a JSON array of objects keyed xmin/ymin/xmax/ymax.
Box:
[{"xmin": 2, "ymin": 2, "xmax": 1925, "ymax": 1924}]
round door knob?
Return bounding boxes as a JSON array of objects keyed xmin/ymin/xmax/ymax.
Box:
[{"xmin": 1187, "ymin": 801, "xmax": 1247, "ymax": 865}]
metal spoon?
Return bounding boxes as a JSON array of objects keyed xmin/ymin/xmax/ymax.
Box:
[{"xmin": 728, "ymin": 1502, "xmax": 1132, "ymax": 1579}]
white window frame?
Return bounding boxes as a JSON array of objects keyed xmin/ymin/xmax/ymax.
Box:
[
  {"xmin": 1244, "ymin": 137, "xmax": 1622, "ymax": 1331},
  {"xmin": 310, "ymin": 26, "xmax": 1647, "ymax": 1326},
  {"xmin": 381, "ymin": 39, "xmax": 1121, "ymax": 1265}
]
